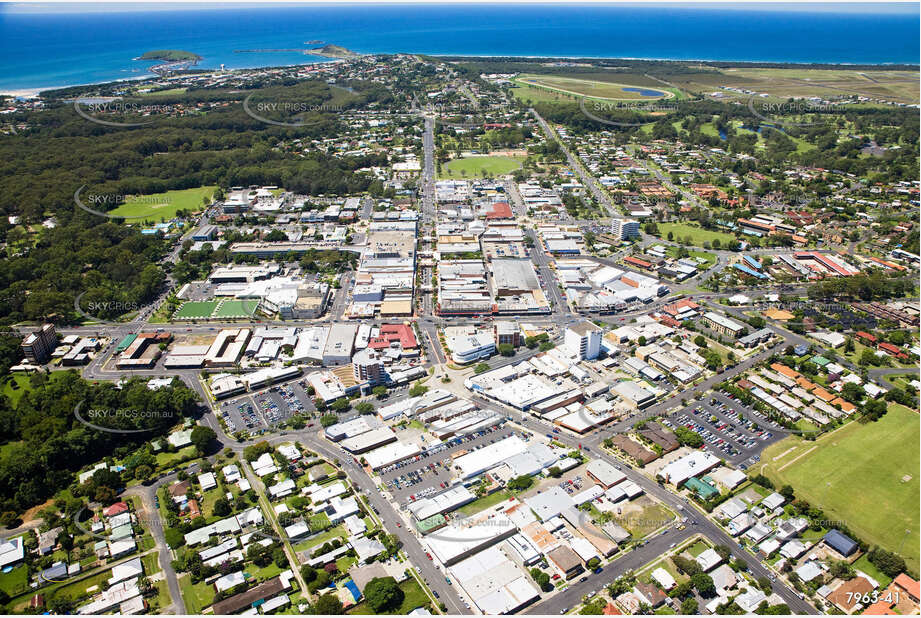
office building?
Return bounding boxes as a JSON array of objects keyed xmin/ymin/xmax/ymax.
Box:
[{"xmin": 564, "ymin": 321, "xmax": 602, "ymax": 360}]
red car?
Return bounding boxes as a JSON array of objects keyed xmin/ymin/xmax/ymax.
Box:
[{"xmin": 426, "ymin": 552, "xmax": 433, "ymax": 560}]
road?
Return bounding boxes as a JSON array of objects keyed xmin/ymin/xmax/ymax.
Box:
[
  {"xmin": 463, "ymin": 388, "xmax": 817, "ymax": 615},
  {"xmin": 123, "ymin": 472, "xmax": 189, "ymax": 615},
  {"xmin": 530, "ymin": 107, "xmax": 621, "ymax": 218}
]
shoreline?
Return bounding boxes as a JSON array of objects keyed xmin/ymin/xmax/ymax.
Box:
[{"xmin": 2, "ymin": 52, "xmax": 917, "ymax": 98}]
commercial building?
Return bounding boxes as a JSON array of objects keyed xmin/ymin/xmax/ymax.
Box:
[
  {"xmin": 323, "ymin": 324, "xmax": 357, "ymax": 366},
  {"xmin": 657, "ymin": 451, "xmax": 720, "ymax": 486},
  {"xmin": 21, "ymin": 323, "xmax": 56, "ymax": 364},
  {"xmin": 204, "ymin": 329, "xmax": 250, "ymax": 367},
  {"xmin": 565, "ymin": 321, "xmax": 602, "ymax": 360},
  {"xmin": 352, "ymin": 348, "xmax": 384, "ymax": 385},
  {"xmin": 449, "ymin": 546, "xmax": 540, "ymax": 615},
  {"xmin": 494, "ymin": 321, "xmax": 521, "ymax": 347},
  {"xmin": 547, "ymin": 545, "xmax": 584, "ymax": 579},
  {"xmin": 424, "ymin": 515, "xmax": 517, "ymax": 566},
  {"xmin": 449, "ymin": 332, "xmax": 496, "ymax": 364}
]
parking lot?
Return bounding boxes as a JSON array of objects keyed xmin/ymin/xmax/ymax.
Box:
[
  {"xmin": 219, "ymin": 397, "xmax": 265, "ymax": 434},
  {"xmin": 380, "ymin": 423, "xmax": 525, "ymax": 503},
  {"xmin": 665, "ymin": 391, "xmax": 785, "ymax": 467},
  {"xmin": 218, "ymin": 377, "xmax": 316, "ymax": 434}
]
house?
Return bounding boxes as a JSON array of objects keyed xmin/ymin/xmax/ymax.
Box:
[
  {"xmin": 0, "ymin": 537, "xmax": 25, "ymax": 569},
  {"xmin": 212, "ymin": 576, "xmax": 286, "ymax": 614},
  {"xmin": 102, "ymin": 502, "xmax": 129, "ymax": 518},
  {"xmin": 795, "ymin": 561, "xmax": 825, "ymax": 583},
  {"xmin": 695, "ymin": 548, "xmax": 723, "ymax": 572},
  {"xmin": 761, "ymin": 492, "xmax": 785, "ymax": 511},
  {"xmin": 168, "ymin": 481, "xmax": 191, "ymax": 503},
  {"xmin": 651, "ymin": 568, "xmax": 676, "ymax": 591},
  {"xmin": 37, "ymin": 526, "xmax": 63, "ymax": 556},
  {"xmin": 710, "ymin": 564, "xmax": 737, "ymax": 595},
  {"xmin": 735, "ymin": 588, "xmax": 767, "ymax": 613},
  {"xmin": 780, "ymin": 540, "xmax": 807, "ymax": 559},
  {"xmin": 828, "ymin": 576, "xmax": 875, "ymax": 613},
  {"xmin": 198, "ymin": 472, "xmax": 217, "ymax": 491},
  {"xmin": 632, "ymin": 582, "xmax": 667, "ymax": 607}
]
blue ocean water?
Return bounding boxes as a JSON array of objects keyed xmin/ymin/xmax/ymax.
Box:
[{"xmin": 0, "ymin": 3, "xmax": 918, "ymax": 92}]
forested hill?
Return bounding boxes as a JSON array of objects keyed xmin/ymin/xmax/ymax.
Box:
[
  {"xmin": 0, "ymin": 80, "xmax": 395, "ymax": 325},
  {"xmin": 0, "ymin": 372, "xmax": 200, "ymax": 515}
]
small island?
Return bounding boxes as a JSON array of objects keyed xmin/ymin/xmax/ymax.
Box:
[
  {"xmin": 305, "ymin": 44, "xmax": 360, "ymax": 59},
  {"xmin": 136, "ymin": 50, "xmax": 202, "ymax": 62}
]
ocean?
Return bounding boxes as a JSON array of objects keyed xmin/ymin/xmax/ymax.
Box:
[{"xmin": 0, "ymin": 3, "xmax": 918, "ymax": 93}]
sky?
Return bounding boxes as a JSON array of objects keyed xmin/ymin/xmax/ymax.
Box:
[{"xmin": 2, "ymin": 1, "xmax": 918, "ymax": 14}]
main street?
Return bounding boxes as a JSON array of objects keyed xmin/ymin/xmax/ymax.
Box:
[{"xmin": 530, "ymin": 107, "xmax": 622, "ymax": 218}]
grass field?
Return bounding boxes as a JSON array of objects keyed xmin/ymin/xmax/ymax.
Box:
[
  {"xmin": 665, "ymin": 246, "xmax": 717, "ymax": 268},
  {"xmin": 440, "ymin": 155, "xmax": 524, "ymax": 179},
  {"xmin": 659, "ymin": 67, "xmax": 919, "ymax": 105},
  {"xmin": 510, "ymin": 81, "xmax": 576, "ymax": 104},
  {"xmin": 0, "ymin": 563, "xmax": 28, "ymax": 597},
  {"xmin": 614, "ymin": 502, "xmax": 675, "ymax": 539},
  {"xmin": 657, "ymin": 222, "xmax": 736, "ymax": 248},
  {"xmin": 172, "ymin": 300, "xmax": 219, "ymax": 320},
  {"xmin": 212, "ymin": 299, "xmax": 259, "ymax": 319},
  {"xmin": 108, "ymin": 186, "xmax": 216, "ymax": 221},
  {"xmin": 1, "ymin": 371, "xmax": 72, "ymax": 406},
  {"xmin": 347, "ymin": 578, "xmax": 432, "ymax": 615},
  {"xmin": 138, "ymin": 87, "xmax": 188, "ymax": 97},
  {"xmin": 178, "ymin": 574, "xmax": 215, "ymax": 613},
  {"xmin": 759, "ymin": 404, "xmax": 920, "ymax": 571},
  {"xmin": 457, "ymin": 490, "xmax": 513, "ymax": 515},
  {"xmin": 516, "ymin": 74, "xmax": 673, "ymax": 101}
]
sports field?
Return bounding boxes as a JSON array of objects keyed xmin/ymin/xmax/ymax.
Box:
[
  {"xmin": 440, "ymin": 155, "xmax": 523, "ymax": 179},
  {"xmin": 515, "ymin": 74, "xmax": 673, "ymax": 101},
  {"xmin": 657, "ymin": 222, "xmax": 736, "ymax": 247},
  {"xmin": 172, "ymin": 301, "xmax": 219, "ymax": 320},
  {"xmin": 108, "ymin": 186, "xmax": 216, "ymax": 220},
  {"xmin": 759, "ymin": 404, "xmax": 920, "ymax": 571},
  {"xmin": 172, "ymin": 299, "xmax": 258, "ymax": 320},
  {"xmin": 212, "ymin": 299, "xmax": 259, "ymax": 319}
]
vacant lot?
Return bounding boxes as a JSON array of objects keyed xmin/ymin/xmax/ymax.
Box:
[
  {"xmin": 657, "ymin": 222, "xmax": 736, "ymax": 248},
  {"xmin": 108, "ymin": 186, "xmax": 216, "ymax": 221},
  {"xmin": 440, "ymin": 155, "xmax": 523, "ymax": 179},
  {"xmin": 759, "ymin": 404, "xmax": 920, "ymax": 571}
]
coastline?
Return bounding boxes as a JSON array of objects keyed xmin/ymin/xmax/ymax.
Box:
[{"xmin": 2, "ymin": 51, "xmax": 917, "ymax": 98}]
